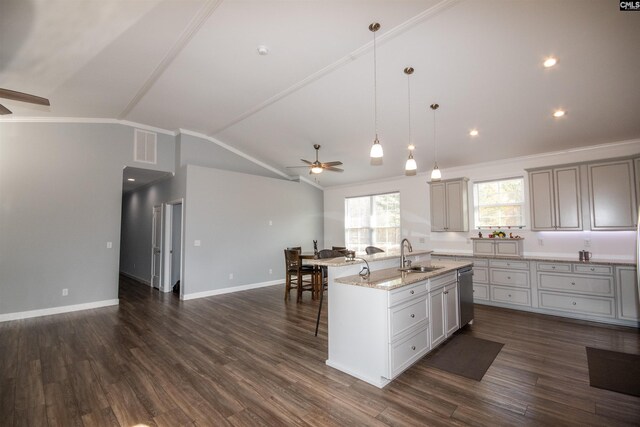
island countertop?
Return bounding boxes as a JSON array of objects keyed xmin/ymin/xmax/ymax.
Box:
[
  {"xmin": 334, "ymin": 259, "xmax": 472, "ymax": 290},
  {"xmin": 307, "ymin": 249, "xmax": 433, "ymax": 267}
]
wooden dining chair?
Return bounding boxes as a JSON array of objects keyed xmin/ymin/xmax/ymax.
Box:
[
  {"xmin": 365, "ymin": 246, "xmax": 384, "ymax": 255},
  {"xmin": 283, "ymin": 249, "xmax": 314, "ymax": 302}
]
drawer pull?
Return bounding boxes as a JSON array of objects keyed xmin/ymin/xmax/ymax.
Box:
[
  {"xmin": 571, "ymin": 282, "xmax": 576, "ymax": 285},
  {"xmin": 590, "ymin": 267, "xmax": 595, "ymax": 271},
  {"xmin": 508, "ymin": 294, "xmax": 512, "ymax": 297},
  {"xmin": 410, "ymin": 290, "xmax": 414, "ymax": 295},
  {"xmin": 410, "ymin": 314, "xmax": 415, "ymax": 318},
  {"xmin": 507, "ymin": 263, "xmax": 511, "ymax": 266},
  {"xmin": 552, "ymin": 266, "xmax": 556, "ymax": 269},
  {"xmin": 411, "ymin": 346, "xmax": 416, "ymax": 351},
  {"xmin": 507, "ymin": 276, "xmax": 511, "ymax": 280},
  {"xmin": 572, "ymin": 301, "xmax": 577, "ymax": 306}
]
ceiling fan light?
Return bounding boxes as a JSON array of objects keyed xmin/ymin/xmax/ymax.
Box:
[
  {"xmin": 431, "ymin": 163, "xmax": 441, "ymax": 181},
  {"xmin": 370, "ymin": 138, "xmax": 383, "ymax": 158},
  {"xmin": 311, "ymin": 165, "xmax": 323, "ymax": 174}
]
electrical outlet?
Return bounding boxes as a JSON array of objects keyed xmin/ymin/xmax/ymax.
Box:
[
  {"xmin": 538, "ymin": 239, "xmax": 544, "ymax": 246},
  {"xmin": 62, "ymin": 288, "xmax": 68, "ymax": 296},
  {"xmin": 269, "ymin": 269, "xmax": 273, "ymax": 274},
  {"xmin": 584, "ymin": 239, "xmax": 591, "ymax": 247},
  {"xmin": 229, "ymin": 273, "xmax": 233, "ymax": 280},
  {"xmin": 419, "ymin": 237, "xmax": 425, "ymax": 243},
  {"xmin": 106, "ymin": 241, "xmax": 112, "ymax": 249},
  {"xmin": 269, "ymin": 220, "xmax": 273, "ymax": 226},
  {"xmin": 194, "ymin": 240, "xmax": 201, "ymax": 247}
]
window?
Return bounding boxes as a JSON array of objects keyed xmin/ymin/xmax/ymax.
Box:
[
  {"xmin": 345, "ymin": 192, "xmax": 400, "ymax": 253},
  {"xmin": 473, "ymin": 177, "xmax": 525, "ymax": 228}
]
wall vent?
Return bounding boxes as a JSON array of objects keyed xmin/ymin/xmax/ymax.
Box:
[{"xmin": 134, "ymin": 129, "xmax": 157, "ymax": 164}]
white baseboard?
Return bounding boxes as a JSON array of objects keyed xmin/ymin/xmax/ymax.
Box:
[
  {"xmin": 325, "ymin": 359, "xmax": 390, "ymax": 389},
  {"xmin": 120, "ymin": 271, "xmax": 151, "ymax": 285},
  {"xmin": 0, "ymin": 299, "xmax": 120, "ymax": 322},
  {"xmin": 182, "ymin": 279, "xmax": 284, "ymax": 301}
]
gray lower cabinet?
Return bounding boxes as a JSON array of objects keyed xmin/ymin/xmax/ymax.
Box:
[
  {"xmin": 429, "ymin": 278, "xmax": 459, "ymax": 348},
  {"xmin": 431, "ymin": 254, "xmax": 638, "ymax": 327}
]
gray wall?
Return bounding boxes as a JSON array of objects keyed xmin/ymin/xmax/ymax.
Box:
[
  {"xmin": 0, "ymin": 122, "xmax": 174, "ymax": 315},
  {"xmin": 183, "ymin": 165, "xmax": 323, "ymax": 296}
]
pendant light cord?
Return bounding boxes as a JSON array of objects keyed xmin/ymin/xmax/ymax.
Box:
[
  {"xmin": 407, "ymin": 73, "xmax": 411, "ymax": 144},
  {"xmin": 433, "ymin": 107, "xmax": 437, "ymax": 162},
  {"xmin": 373, "ymin": 29, "xmax": 378, "ymax": 139}
]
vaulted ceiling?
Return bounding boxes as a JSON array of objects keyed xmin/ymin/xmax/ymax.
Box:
[{"xmin": 1, "ymin": 0, "xmax": 639, "ymax": 187}]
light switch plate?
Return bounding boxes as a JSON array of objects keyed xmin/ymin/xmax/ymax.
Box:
[
  {"xmin": 194, "ymin": 240, "xmax": 201, "ymax": 247},
  {"xmin": 106, "ymin": 241, "xmax": 112, "ymax": 249}
]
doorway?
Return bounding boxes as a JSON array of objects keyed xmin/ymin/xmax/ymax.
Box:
[{"xmin": 162, "ymin": 200, "xmax": 184, "ymax": 298}]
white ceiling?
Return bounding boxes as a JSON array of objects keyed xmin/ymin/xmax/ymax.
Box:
[{"xmin": 1, "ymin": 0, "xmax": 639, "ymax": 187}]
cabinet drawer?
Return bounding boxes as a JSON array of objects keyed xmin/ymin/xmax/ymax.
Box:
[
  {"xmin": 537, "ymin": 262, "xmax": 571, "ymax": 273},
  {"xmin": 538, "ymin": 273, "xmax": 613, "ymax": 296},
  {"xmin": 389, "ymin": 282, "xmax": 427, "ymax": 307},
  {"xmin": 390, "ymin": 327, "xmax": 430, "ymax": 377},
  {"xmin": 389, "ymin": 297, "xmax": 428, "ymax": 340},
  {"xmin": 473, "ymin": 284, "xmax": 489, "ymax": 301},
  {"xmin": 473, "ymin": 267, "xmax": 488, "ymax": 284},
  {"xmin": 472, "ymin": 258, "xmax": 488, "ymax": 267},
  {"xmin": 539, "ymin": 292, "xmax": 614, "ymax": 318},
  {"xmin": 491, "ymin": 286, "xmax": 530, "ymax": 306},
  {"xmin": 490, "ymin": 269, "xmax": 530, "ymax": 288},
  {"xmin": 573, "ymin": 264, "xmax": 612, "ymax": 275},
  {"xmin": 430, "ymin": 272, "xmax": 457, "ymax": 290},
  {"xmin": 489, "ymin": 259, "xmax": 529, "ymax": 270}
]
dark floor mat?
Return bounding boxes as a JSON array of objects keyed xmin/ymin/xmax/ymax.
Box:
[
  {"xmin": 586, "ymin": 347, "xmax": 640, "ymax": 397},
  {"xmin": 424, "ymin": 334, "xmax": 504, "ymax": 381}
]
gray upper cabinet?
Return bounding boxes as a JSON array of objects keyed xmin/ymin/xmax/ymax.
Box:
[
  {"xmin": 429, "ymin": 178, "xmax": 469, "ymax": 232},
  {"xmin": 588, "ymin": 159, "xmax": 637, "ymax": 230},
  {"xmin": 528, "ymin": 166, "xmax": 581, "ymax": 231},
  {"xmin": 635, "ymin": 157, "xmax": 640, "ymax": 213}
]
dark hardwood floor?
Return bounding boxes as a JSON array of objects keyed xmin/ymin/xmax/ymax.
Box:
[{"xmin": 1, "ymin": 276, "xmax": 639, "ymax": 426}]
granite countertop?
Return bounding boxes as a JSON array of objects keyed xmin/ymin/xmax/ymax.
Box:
[
  {"xmin": 308, "ymin": 249, "xmax": 433, "ymax": 267},
  {"xmin": 431, "ymin": 252, "xmax": 636, "ymax": 267},
  {"xmin": 334, "ymin": 259, "xmax": 472, "ymax": 290}
]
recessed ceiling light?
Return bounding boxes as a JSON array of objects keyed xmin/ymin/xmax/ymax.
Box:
[
  {"xmin": 543, "ymin": 57, "xmax": 557, "ymax": 68},
  {"xmin": 553, "ymin": 110, "xmax": 566, "ymax": 118},
  {"xmin": 257, "ymin": 45, "xmax": 269, "ymax": 56},
  {"xmin": 127, "ymin": 178, "xmax": 135, "ymax": 182},
  {"xmin": 469, "ymin": 129, "xmax": 479, "ymax": 136}
]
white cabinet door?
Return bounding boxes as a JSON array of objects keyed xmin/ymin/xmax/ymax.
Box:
[
  {"xmin": 430, "ymin": 182, "xmax": 446, "ymax": 232},
  {"xmin": 446, "ymin": 180, "xmax": 467, "ymax": 232},
  {"xmin": 445, "ymin": 283, "xmax": 459, "ymax": 336},
  {"xmin": 554, "ymin": 166, "xmax": 582, "ymax": 230},
  {"xmin": 429, "ymin": 287, "xmax": 446, "ymax": 348},
  {"xmin": 635, "ymin": 158, "xmax": 640, "ymax": 213},
  {"xmin": 616, "ymin": 267, "xmax": 640, "ymax": 321},
  {"xmin": 588, "ymin": 159, "xmax": 637, "ymax": 230},
  {"xmin": 529, "ymin": 169, "xmax": 555, "ymax": 230}
]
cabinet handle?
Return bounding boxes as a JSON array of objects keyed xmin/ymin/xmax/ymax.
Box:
[
  {"xmin": 552, "ymin": 266, "xmax": 556, "ymax": 269},
  {"xmin": 508, "ymin": 294, "xmax": 512, "ymax": 297},
  {"xmin": 410, "ymin": 314, "xmax": 415, "ymax": 318},
  {"xmin": 571, "ymin": 282, "xmax": 576, "ymax": 285},
  {"xmin": 507, "ymin": 276, "xmax": 511, "ymax": 280},
  {"xmin": 411, "ymin": 346, "xmax": 416, "ymax": 351},
  {"xmin": 590, "ymin": 267, "xmax": 595, "ymax": 271},
  {"xmin": 410, "ymin": 290, "xmax": 414, "ymax": 295},
  {"xmin": 572, "ymin": 301, "xmax": 577, "ymax": 306},
  {"xmin": 507, "ymin": 263, "xmax": 511, "ymax": 266}
]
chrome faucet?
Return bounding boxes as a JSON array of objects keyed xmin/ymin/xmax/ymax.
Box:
[{"xmin": 400, "ymin": 238, "xmax": 413, "ymax": 269}]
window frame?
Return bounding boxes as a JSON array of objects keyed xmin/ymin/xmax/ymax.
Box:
[
  {"xmin": 344, "ymin": 191, "xmax": 401, "ymax": 252},
  {"xmin": 472, "ymin": 176, "xmax": 526, "ymax": 230}
]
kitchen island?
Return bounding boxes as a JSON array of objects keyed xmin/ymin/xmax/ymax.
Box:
[{"xmin": 311, "ymin": 252, "xmax": 473, "ymax": 388}]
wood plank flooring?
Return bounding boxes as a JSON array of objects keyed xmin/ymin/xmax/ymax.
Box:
[{"xmin": 1, "ymin": 275, "xmax": 639, "ymax": 426}]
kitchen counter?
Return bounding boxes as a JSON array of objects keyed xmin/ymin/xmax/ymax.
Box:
[
  {"xmin": 432, "ymin": 252, "xmax": 635, "ymax": 267},
  {"xmin": 309, "ymin": 249, "xmax": 432, "ymax": 267},
  {"xmin": 334, "ymin": 259, "xmax": 472, "ymax": 290}
]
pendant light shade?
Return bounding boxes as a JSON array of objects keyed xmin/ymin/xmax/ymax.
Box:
[
  {"xmin": 430, "ymin": 103, "xmax": 441, "ymax": 181},
  {"xmin": 369, "ymin": 23, "xmax": 383, "ymax": 160},
  {"xmin": 405, "ymin": 151, "xmax": 417, "ymax": 175}
]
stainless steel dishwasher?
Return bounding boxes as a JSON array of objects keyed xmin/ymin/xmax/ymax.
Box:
[{"xmin": 458, "ymin": 266, "xmax": 474, "ymax": 327}]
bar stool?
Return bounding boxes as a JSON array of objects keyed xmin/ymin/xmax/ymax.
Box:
[{"xmin": 283, "ymin": 249, "xmax": 314, "ymax": 302}]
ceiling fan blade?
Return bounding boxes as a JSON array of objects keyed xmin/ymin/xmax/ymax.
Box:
[
  {"xmin": 0, "ymin": 104, "xmax": 12, "ymax": 115},
  {"xmin": 0, "ymin": 88, "xmax": 50, "ymax": 106},
  {"xmin": 321, "ymin": 161, "xmax": 343, "ymax": 167},
  {"xmin": 300, "ymin": 159, "xmax": 312, "ymax": 165},
  {"xmin": 325, "ymin": 166, "xmax": 344, "ymax": 173}
]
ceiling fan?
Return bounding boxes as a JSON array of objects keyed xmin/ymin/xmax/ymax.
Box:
[
  {"xmin": 288, "ymin": 144, "xmax": 343, "ymax": 174},
  {"xmin": 0, "ymin": 88, "xmax": 50, "ymax": 115}
]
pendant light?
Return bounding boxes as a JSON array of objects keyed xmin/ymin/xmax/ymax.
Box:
[
  {"xmin": 430, "ymin": 103, "xmax": 442, "ymax": 181},
  {"xmin": 369, "ymin": 23, "xmax": 383, "ymax": 160},
  {"xmin": 404, "ymin": 67, "xmax": 417, "ymax": 176}
]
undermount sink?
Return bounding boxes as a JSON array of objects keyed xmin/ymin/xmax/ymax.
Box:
[{"xmin": 399, "ymin": 265, "xmax": 444, "ymax": 273}]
